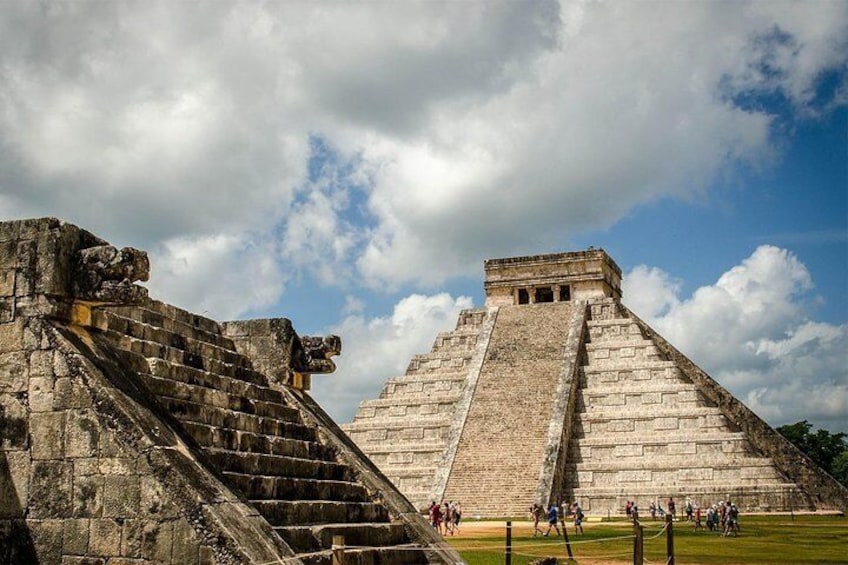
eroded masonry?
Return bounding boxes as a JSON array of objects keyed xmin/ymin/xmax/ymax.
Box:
[
  {"xmin": 343, "ymin": 250, "xmax": 848, "ymax": 518},
  {"xmin": 0, "ymin": 218, "xmax": 461, "ymax": 564}
]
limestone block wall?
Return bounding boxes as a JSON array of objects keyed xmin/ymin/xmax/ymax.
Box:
[
  {"xmin": 0, "ymin": 314, "xmax": 290, "ymax": 564},
  {"xmin": 342, "ymin": 308, "xmax": 491, "ymax": 509},
  {"xmin": 564, "ymin": 300, "xmax": 810, "ymax": 514}
]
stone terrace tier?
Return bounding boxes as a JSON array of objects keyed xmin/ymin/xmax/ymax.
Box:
[{"xmin": 564, "ymin": 300, "xmax": 802, "ymax": 514}]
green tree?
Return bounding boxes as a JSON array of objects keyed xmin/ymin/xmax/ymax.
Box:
[{"xmin": 777, "ymin": 420, "xmax": 848, "ymax": 486}]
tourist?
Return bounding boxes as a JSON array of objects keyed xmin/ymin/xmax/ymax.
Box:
[
  {"xmin": 649, "ymin": 501, "xmax": 657, "ymax": 520},
  {"xmin": 443, "ymin": 501, "xmax": 453, "ymax": 536},
  {"xmin": 723, "ymin": 502, "xmax": 739, "ymax": 537},
  {"xmin": 706, "ymin": 506, "xmax": 715, "ymax": 531},
  {"xmin": 573, "ymin": 502, "xmax": 584, "ymax": 535},
  {"xmin": 625, "ymin": 500, "xmax": 632, "ymax": 519},
  {"xmin": 685, "ymin": 499, "xmax": 693, "ymax": 521},
  {"xmin": 693, "ymin": 506, "xmax": 703, "ymax": 531},
  {"xmin": 428, "ymin": 501, "xmax": 439, "ymax": 531},
  {"xmin": 668, "ymin": 496, "xmax": 676, "ymax": 520},
  {"xmin": 631, "ymin": 502, "xmax": 639, "ymax": 522},
  {"xmin": 531, "ymin": 503, "xmax": 544, "ymax": 536},
  {"xmin": 543, "ymin": 504, "xmax": 561, "ymax": 537},
  {"xmin": 453, "ymin": 501, "xmax": 462, "ymax": 533}
]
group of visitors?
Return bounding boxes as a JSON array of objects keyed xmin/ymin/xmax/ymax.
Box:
[
  {"xmin": 706, "ymin": 501, "xmax": 741, "ymax": 536},
  {"xmin": 427, "ymin": 500, "xmax": 462, "ymax": 535},
  {"xmin": 530, "ymin": 501, "xmax": 585, "ymax": 537},
  {"xmin": 635, "ymin": 497, "xmax": 741, "ymax": 536}
]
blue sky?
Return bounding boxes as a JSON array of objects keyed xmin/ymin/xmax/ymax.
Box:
[{"xmin": 0, "ymin": 1, "xmax": 845, "ymax": 431}]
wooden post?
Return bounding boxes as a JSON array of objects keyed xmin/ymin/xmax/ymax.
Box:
[
  {"xmin": 505, "ymin": 521, "xmax": 512, "ymax": 565},
  {"xmin": 561, "ymin": 517, "xmax": 573, "ymax": 559},
  {"xmin": 665, "ymin": 514, "xmax": 675, "ymax": 565},
  {"xmin": 332, "ymin": 535, "xmax": 345, "ymax": 565},
  {"xmin": 633, "ymin": 520, "xmax": 644, "ymax": 565}
]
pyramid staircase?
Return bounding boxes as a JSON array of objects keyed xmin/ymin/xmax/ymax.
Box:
[
  {"xmin": 93, "ymin": 298, "xmax": 439, "ymax": 565},
  {"xmin": 441, "ymin": 303, "xmax": 576, "ymax": 517},
  {"xmin": 342, "ymin": 309, "xmax": 492, "ymax": 509},
  {"xmin": 564, "ymin": 299, "xmax": 803, "ymax": 513}
]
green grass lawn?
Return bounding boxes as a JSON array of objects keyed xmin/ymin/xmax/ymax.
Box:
[{"xmin": 446, "ymin": 515, "xmax": 848, "ymax": 565}]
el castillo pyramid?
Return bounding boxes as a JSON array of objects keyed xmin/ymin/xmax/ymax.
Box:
[
  {"xmin": 342, "ymin": 249, "xmax": 848, "ymax": 518},
  {"xmin": 0, "ymin": 218, "xmax": 460, "ymax": 564}
]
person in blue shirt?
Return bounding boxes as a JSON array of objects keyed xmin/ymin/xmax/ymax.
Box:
[{"xmin": 543, "ymin": 504, "xmax": 561, "ymax": 537}]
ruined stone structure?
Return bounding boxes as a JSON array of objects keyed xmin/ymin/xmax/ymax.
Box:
[
  {"xmin": 0, "ymin": 218, "xmax": 461, "ymax": 564},
  {"xmin": 343, "ymin": 250, "xmax": 848, "ymax": 518}
]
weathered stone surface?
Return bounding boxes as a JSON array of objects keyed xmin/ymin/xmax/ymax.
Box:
[{"xmin": 0, "ymin": 217, "xmax": 461, "ymax": 564}]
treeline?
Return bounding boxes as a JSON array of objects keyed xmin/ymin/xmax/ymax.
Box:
[{"xmin": 777, "ymin": 420, "xmax": 847, "ymax": 486}]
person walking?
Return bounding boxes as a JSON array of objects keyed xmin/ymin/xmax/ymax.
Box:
[
  {"xmin": 543, "ymin": 504, "xmax": 561, "ymax": 537},
  {"xmin": 530, "ymin": 503, "xmax": 544, "ymax": 536}
]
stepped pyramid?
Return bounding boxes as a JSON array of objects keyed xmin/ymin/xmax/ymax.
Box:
[
  {"xmin": 0, "ymin": 218, "xmax": 460, "ymax": 564},
  {"xmin": 343, "ymin": 250, "xmax": 848, "ymax": 518}
]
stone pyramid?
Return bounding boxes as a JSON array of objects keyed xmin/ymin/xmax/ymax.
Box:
[
  {"xmin": 0, "ymin": 218, "xmax": 460, "ymax": 564},
  {"xmin": 343, "ymin": 250, "xmax": 848, "ymax": 518}
]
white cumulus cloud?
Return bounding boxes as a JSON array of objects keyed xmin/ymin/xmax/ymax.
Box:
[
  {"xmin": 623, "ymin": 246, "xmax": 848, "ymax": 431},
  {"xmin": 310, "ymin": 293, "xmax": 474, "ymax": 423}
]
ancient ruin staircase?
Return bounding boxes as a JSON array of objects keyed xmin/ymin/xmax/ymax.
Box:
[
  {"xmin": 441, "ymin": 302, "xmax": 576, "ymax": 518},
  {"xmin": 93, "ymin": 298, "xmax": 447, "ymax": 565}
]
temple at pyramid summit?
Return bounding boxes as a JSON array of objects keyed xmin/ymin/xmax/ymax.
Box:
[
  {"xmin": 342, "ymin": 249, "xmax": 848, "ymax": 518},
  {"xmin": 0, "ymin": 218, "xmax": 460, "ymax": 564}
]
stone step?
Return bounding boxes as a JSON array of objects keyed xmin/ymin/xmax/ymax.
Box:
[
  {"xmin": 181, "ymin": 421, "xmax": 333, "ymax": 459},
  {"xmin": 298, "ymin": 544, "xmax": 429, "ymax": 565},
  {"xmin": 359, "ymin": 393, "xmax": 461, "ymax": 410},
  {"xmin": 378, "ymin": 375, "xmax": 468, "ymax": 399},
  {"xmin": 586, "ymin": 321, "xmax": 643, "ymax": 342},
  {"xmin": 576, "ymin": 391, "xmax": 706, "ymax": 413},
  {"xmin": 571, "ymin": 432, "xmax": 746, "ymax": 448},
  {"xmin": 406, "ymin": 352, "xmax": 474, "ymax": 375},
  {"xmin": 109, "ymin": 333, "xmax": 265, "ymax": 384},
  {"xmin": 223, "ymin": 472, "xmax": 369, "ymax": 502},
  {"xmin": 577, "ymin": 405, "xmax": 723, "ymax": 422},
  {"xmin": 572, "ymin": 455, "xmax": 780, "ymax": 471},
  {"xmin": 252, "ymin": 500, "xmax": 390, "ymax": 526},
  {"xmin": 581, "ymin": 360, "xmax": 677, "ymax": 373},
  {"xmin": 160, "ymin": 397, "xmax": 318, "ymax": 440},
  {"xmin": 276, "ymin": 522, "xmax": 410, "ymax": 554},
  {"xmin": 369, "ymin": 449, "xmax": 443, "ymax": 468},
  {"xmin": 585, "ymin": 342, "xmax": 663, "ymax": 365},
  {"xmin": 105, "ymin": 330, "xmax": 246, "ymax": 372},
  {"xmin": 579, "ymin": 379, "xmax": 698, "ymax": 395},
  {"xmin": 353, "ymin": 396, "xmax": 461, "ymax": 421},
  {"xmin": 145, "ymin": 357, "xmax": 277, "ymax": 401},
  {"xmin": 456, "ymin": 309, "xmax": 488, "ymax": 329},
  {"xmin": 342, "ymin": 416, "xmax": 447, "ymax": 433},
  {"xmin": 142, "ymin": 374, "xmax": 298, "ymax": 422},
  {"xmin": 570, "ymin": 482, "xmax": 799, "ymax": 497},
  {"xmin": 105, "ymin": 300, "xmax": 226, "ymax": 345},
  {"xmin": 354, "ymin": 442, "xmax": 446, "ymax": 456},
  {"xmin": 207, "ymin": 448, "xmax": 354, "ymax": 481}
]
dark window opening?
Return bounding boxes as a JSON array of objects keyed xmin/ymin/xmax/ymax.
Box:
[
  {"xmin": 517, "ymin": 289, "xmax": 529, "ymax": 304},
  {"xmin": 535, "ymin": 287, "xmax": 554, "ymax": 303},
  {"xmin": 559, "ymin": 285, "xmax": 571, "ymax": 301}
]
